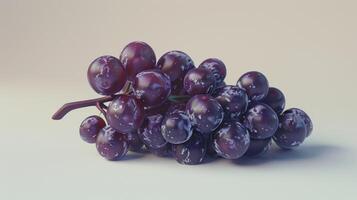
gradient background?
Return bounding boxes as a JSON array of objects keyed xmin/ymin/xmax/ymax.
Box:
[{"xmin": 1, "ymin": 0, "xmax": 356, "ymax": 199}]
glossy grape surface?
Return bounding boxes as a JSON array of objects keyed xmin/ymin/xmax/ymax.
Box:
[
  {"xmin": 284, "ymin": 108, "xmax": 313, "ymax": 137},
  {"xmin": 157, "ymin": 51, "xmax": 195, "ymax": 94},
  {"xmin": 161, "ymin": 111, "xmax": 193, "ymax": 144},
  {"xmin": 87, "ymin": 56, "xmax": 126, "ymax": 95},
  {"xmin": 262, "ymin": 87, "xmax": 285, "ymax": 114},
  {"xmin": 213, "ymin": 121, "xmax": 250, "ymax": 159},
  {"xmin": 79, "ymin": 115, "xmax": 106, "ymax": 143},
  {"xmin": 273, "ymin": 110, "xmax": 307, "ymax": 149},
  {"xmin": 237, "ymin": 71, "xmax": 269, "ymax": 101},
  {"xmin": 186, "ymin": 95, "xmax": 224, "ymax": 134},
  {"xmin": 243, "ymin": 103, "xmax": 279, "ymax": 139},
  {"xmin": 172, "ymin": 132, "xmax": 206, "ymax": 165},
  {"xmin": 183, "ymin": 67, "xmax": 216, "ymax": 95},
  {"xmin": 96, "ymin": 126, "xmax": 128, "ymax": 160},
  {"xmin": 119, "ymin": 41, "xmax": 156, "ymax": 81},
  {"xmin": 215, "ymin": 85, "xmax": 249, "ymax": 120},
  {"xmin": 199, "ymin": 58, "xmax": 226, "ymax": 84},
  {"xmin": 133, "ymin": 69, "xmax": 171, "ymax": 107},
  {"xmin": 106, "ymin": 95, "xmax": 144, "ymax": 134},
  {"xmin": 138, "ymin": 114, "xmax": 167, "ymax": 149},
  {"xmin": 244, "ymin": 138, "xmax": 272, "ymax": 157}
]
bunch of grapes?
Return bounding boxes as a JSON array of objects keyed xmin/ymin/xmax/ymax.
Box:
[{"xmin": 53, "ymin": 41, "xmax": 313, "ymax": 165}]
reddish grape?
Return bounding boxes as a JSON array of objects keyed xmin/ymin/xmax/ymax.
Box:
[
  {"xmin": 199, "ymin": 58, "xmax": 226, "ymax": 84},
  {"xmin": 213, "ymin": 121, "xmax": 250, "ymax": 159},
  {"xmin": 79, "ymin": 115, "xmax": 106, "ymax": 143},
  {"xmin": 106, "ymin": 95, "xmax": 144, "ymax": 134},
  {"xmin": 237, "ymin": 71, "xmax": 269, "ymax": 101},
  {"xmin": 243, "ymin": 103, "xmax": 279, "ymax": 139},
  {"xmin": 172, "ymin": 131, "xmax": 206, "ymax": 165},
  {"xmin": 161, "ymin": 111, "xmax": 193, "ymax": 144},
  {"xmin": 183, "ymin": 67, "xmax": 216, "ymax": 95},
  {"xmin": 119, "ymin": 41, "xmax": 156, "ymax": 81},
  {"xmin": 87, "ymin": 56, "xmax": 126, "ymax": 95},
  {"xmin": 262, "ymin": 87, "xmax": 286, "ymax": 114},
  {"xmin": 96, "ymin": 126, "xmax": 128, "ymax": 160},
  {"xmin": 133, "ymin": 69, "xmax": 171, "ymax": 107}
]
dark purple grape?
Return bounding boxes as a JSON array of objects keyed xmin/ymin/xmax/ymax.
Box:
[
  {"xmin": 96, "ymin": 126, "xmax": 128, "ymax": 160},
  {"xmin": 262, "ymin": 87, "xmax": 285, "ymax": 114},
  {"xmin": 119, "ymin": 41, "xmax": 156, "ymax": 81},
  {"xmin": 87, "ymin": 56, "xmax": 126, "ymax": 95},
  {"xmin": 148, "ymin": 144, "xmax": 172, "ymax": 157},
  {"xmin": 133, "ymin": 69, "xmax": 171, "ymax": 107},
  {"xmin": 284, "ymin": 108, "xmax": 313, "ymax": 137},
  {"xmin": 138, "ymin": 114, "xmax": 167, "ymax": 149},
  {"xmin": 79, "ymin": 115, "xmax": 106, "ymax": 143},
  {"xmin": 157, "ymin": 51, "xmax": 195, "ymax": 95},
  {"xmin": 183, "ymin": 67, "xmax": 216, "ymax": 95},
  {"xmin": 273, "ymin": 110, "xmax": 307, "ymax": 149},
  {"xmin": 186, "ymin": 95, "xmax": 224, "ymax": 134},
  {"xmin": 172, "ymin": 132, "xmax": 206, "ymax": 165},
  {"xmin": 244, "ymin": 138, "xmax": 272, "ymax": 157},
  {"xmin": 237, "ymin": 71, "xmax": 269, "ymax": 101},
  {"xmin": 144, "ymin": 100, "xmax": 171, "ymax": 116},
  {"xmin": 213, "ymin": 121, "xmax": 250, "ymax": 159},
  {"xmin": 215, "ymin": 85, "xmax": 249, "ymax": 120},
  {"xmin": 127, "ymin": 131, "xmax": 144, "ymax": 152},
  {"xmin": 199, "ymin": 58, "xmax": 226, "ymax": 84},
  {"xmin": 161, "ymin": 111, "xmax": 193, "ymax": 144},
  {"xmin": 243, "ymin": 103, "xmax": 279, "ymax": 139},
  {"xmin": 212, "ymin": 81, "xmax": 227, "ymax": 97},
  {"xmin": 106, "ymin": 95, "xmax": 144, "ymax": 134}
]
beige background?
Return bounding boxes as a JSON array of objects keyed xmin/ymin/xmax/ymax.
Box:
[{"xmin": 1, "ymin": 0, "xmax": 356, "ymax": 199}]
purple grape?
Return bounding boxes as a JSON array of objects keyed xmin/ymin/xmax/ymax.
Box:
[
  {"xmin": 213, "ymin": 121, "xmax": 250, "ymax": 159},
  {"xmin": 243, "ymin": 103, "xmax": 279, "ymax": 139},
  {"xmin": 148, "ymin": 144, "xmax": 172, "ymax": 157},
  {"xmin": 96, "ymin": 126, "xmax": 128, "ymax": 160},
  {"xmin": 273, "ymin": 110, "xmax": 307, "ymax": 149},
  {"xmin": 79, "ymin": 115, "xmax": 106, "ymax": 143},
  {"xmin": 161, "ymin": 111, "xmax": 193, "ymax": 144},
  {"xmin": 199, "ymin": 58, "xmax": 226, "ymax": 84},
  {"xmin": 157, "ymin": 51, "xmax": 195, "ymax": 95},
  {"xmin": 133, "ymin": 69, "xmax": 171, "ymax": 107},
  {"xmin": 138, "ymin": 114, "xmax": 167, "ymax": 149},
  {"xmin": 215, "ymin": 85, "xmax": 249, "ymax": 120},
  {"xmin": 237, "ymin": 71, "xmax": 269, "ymax": 101},
  {"xmin": 284, "ymin": 108, "xmax": 313, "ymax": 137},
  {"xmin": 212, "ymin": 81, "xmax": 227, "ymax": 97},
  {"xmin": 119, "ymin": 41, "xmax": 156, "ymax": 81},
  {"xmin": 244, "ymin": 138, "xmax": 272, "ymax": 157},
  {"xmin": 183, "ymin": 67, "xmax": 216, "ymax": 95},
  {"xmin": 127, "ymin": 131, "xmax": 144, "ymax": 152},
  {"xmin": 172, "ymin": 132, "xmax": 206, "ymax": 165},
  {"xmin": 106, "ymin": 95, "xmax": 144, "ymax": 134},
  {"xmin": 262, "ymin": 87, "xmax": 285, "ymax": 114},
  {"xmin": 167, "ymin": 103, "xmax": 186, "ymax": 114},
  {"xmin": 87, "ymin": 56, "xmax": 127, "ymax": 95},
  {"xmin": 186, "ymin": 95, "xmax": 224, "ymax": 134},
  {"xmin": 144, "ymin": 100, "xmax": 171, "ymax": 116}
]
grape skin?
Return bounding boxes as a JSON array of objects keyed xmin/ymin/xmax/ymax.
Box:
[
  {"xmin": 237, "ymin": 71, "xmax": 269, "ymax": 101},
  {"xmin": 284, "ymin": 108, "xmax": 313, "ymax": 137},
  {"xmin": 262, "ymin": 87, "xmax": 286, "ymax": 114},
  {"xmin": 161, "ymin": 111, "xmax": 193, "ymax": 144},
  {"xmin": 96, "ymin": 126, "xmax": 128, "ymax": 160},
  {"xmin": 138, "ymin": 114, "xmax": 167, "ymax": 149},
  {"xmin": 183, "ymin": 67, "xmax": 216, "ymax": 95},
  {"xmin": 79, "ymin": 115, "xmax": 106, "ymax": 143},
  {"xmin": 199, "ymin": 58, "xmax": 226, "ymax": 84}
]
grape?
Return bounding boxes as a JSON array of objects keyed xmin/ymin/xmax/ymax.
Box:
[
  {"xmin": 133, "ymin": 69, "xmax": 171, "ymax": 107},
  {"xmin": 186, "ymin": 95, "xmax": 224, "ymax": 134},
  {"xmin": 212, "ymin": 81, "xmax": 227, "ymax": 97},
  {"xmin": 127, "ymin": 131, "xmax": 144, "ymax": 152},
  {"xmin": 243, "ymin": 103, "xmax": 279, "ymax": 139},
  {"xmin": 161, "ymin": 111, "xmax": 193, "ymax": 144},
  {"xmin": 262, "ymin": 87, "xmax": 285, "ymax": 114},
  {"xmin": 167, "ymin": 103, "xmax": 186, "ymax": 114},
  {"xmin": 237, "ymin": 71, "xmax": 269, "ymax": 101},
  {"xmin": 87, "ymin": 56, "xmax": 126, "ymax": 95},
  {"xmin": 284, "ymin": 108, "xmax": 313, "ymax": 137},
  {"xmin": 215, "ymin": 85, "xmax": 249, "ymax": 120},
  {"xmin": 244, "ymin": 138, "xmax": 272, "ymax": 157},
  {"xmin": 273, "ymin": 110, "xmax": 307, "ymax": 149},
  {"xmin": 96, "ymin": 126, "xmax": 128, "ymax": 160},
  {"xmin": 172, "ymin": 131, "xmax": 206, "ymax": 165},
  {"xmin": 144, "ymin": 100, "xmax": 171, "ymax": 116},
  {"xmin": 199, "ymin": 58, "xmax": 226, "ymax": 84},
  {"xmin": 106, "ymin": 95, "xmax": 144, "ymax": 134},
  {"xmin": 148, "ymin": 144, "xmax": 172, "ymax": 157},
  {"xmin": 183, "ymin": 67, "xmax": 216, "ymax": 95},
  {"xmin": 157, "ymin": 51, "xmax": 195, "ymax": 94},
  {"xmin": 138, "ymin": 114, "xmax": 167, "ymax": 149},
  {"xmin": 119, "ymin": 41, "xmax": 156, "ymax": 81},
  {"xmin": 213, "ymin": 121, "xmax": 250, "ymax": 159},
  {"xmin": 79, "ymin": 115, "xmax": 106, "ymax": 143}
]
